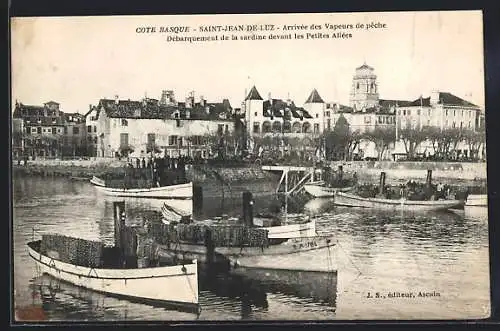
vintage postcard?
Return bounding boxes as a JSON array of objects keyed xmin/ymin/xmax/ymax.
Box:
[{"xmin": 11, "ymin": 10, "xmax": 489, "ymax": 321}]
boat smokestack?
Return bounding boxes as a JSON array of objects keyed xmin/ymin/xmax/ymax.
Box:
[
  {"xmin": 379, "ymin": 172, "xmax": 386, "ymax": 196},
  {"xmin": 426, "ymin": 169, "xmax": 432, "ymax": 188},
  {"xmin": 193, "ymin": 184, "xmax": 203, "ymax": 212},
  {"xmin": 242, "ymin": 191, "xmax": 254, "ymax": 227}
]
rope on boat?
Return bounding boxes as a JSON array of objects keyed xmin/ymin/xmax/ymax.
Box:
[
  {"xmin": 335, "ymin": 239, "xmax": 363, "ymax": 276},
  {"xmin": 182, "ymin": 263, "xmax": 198, "ymax": 305}
]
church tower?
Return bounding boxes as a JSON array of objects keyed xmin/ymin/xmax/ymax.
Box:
[{"xmin": 349, "ymin": 63, "xmax": 379, "ymax": 111}]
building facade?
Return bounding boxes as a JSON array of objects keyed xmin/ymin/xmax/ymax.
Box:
[
  {"xmin": 87, "ymin": 93, "xmax": 236, "ymax": 159},
  {"xmin": 13, "ymin": 101, "xmax": 71, "ymax": 158},
  {"xmin": 244, "ymin": 86, "xmax": 327, "ymax": 138}
]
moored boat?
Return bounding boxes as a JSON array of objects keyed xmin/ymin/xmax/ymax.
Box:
[
  {"xmin": 465, "ymin": 194, "xmax": 487, "ymax": 207},
  {"xmin": 91, "ymin": 176, "xmax": 193, "ymax": 199},
  {"xmin": 304, "ymin": 181, "xmax": 354, "ymax": 198},
  {"xmin": 215, "ymin": 234, "xmax": 336, "ymax": 273},
  {"xmin": 334, "ymin": 191, "xmax": 463, "ymax": 211},
  {"xmin": 27, "ymin": 238, "xmax": 199, "ymax": 312}
]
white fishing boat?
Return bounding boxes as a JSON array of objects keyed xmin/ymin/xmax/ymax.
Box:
[
  {"xmin": 27, "ymin": 239, "xmax": 199, "ymax": 311},
  {"xmin": 465, "ymin": 194, "xmax": 487, "ymax": 207},
  {"xmin": 215, "ymin": 235, "xmax": 336, "ymax": 273},
  {"xmin": 91, "ymin": 176, "xmax": 193, "ymax": 199},
  {"xmin": 252, "ymin": 216, "xmax": 317, "ymax": 239},
  {"xmin": 334, "ymin": 191, "xmax": 463, "ymax": 211},
  {"xmin": 304, "ymin": 181, "xmax": 354, "ymax": 198}
]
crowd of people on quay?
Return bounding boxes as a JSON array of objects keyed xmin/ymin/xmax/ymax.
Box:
[{"xmin": 122, "ymin": 154, "xmax": 190, "ymax": 188}]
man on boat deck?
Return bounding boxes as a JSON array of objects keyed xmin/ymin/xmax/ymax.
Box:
[{"xmin": 136, "ymin": 158, "xmax": 140, "ymax": 168}]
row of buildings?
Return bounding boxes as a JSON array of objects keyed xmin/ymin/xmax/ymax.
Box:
[{"xmin": 11, "ymin": 63, "xmax": 486, "ymax": 161}]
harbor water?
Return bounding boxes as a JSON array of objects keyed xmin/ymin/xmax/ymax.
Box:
[{"xmin": 13, "ymin": 177, "xmax": 490, "ymax": 321}]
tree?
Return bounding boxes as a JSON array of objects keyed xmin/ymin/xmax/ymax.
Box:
[
  {"xmin": 324, "ymin": 115, "xmax": 361, "ymax": 161},
  {"xmin": 398, "ymin": 125, "xmax": 429, "ymax": 159},
  {"xmin": 425, "ymin": 127, "xmax": 463, "ymax": 160},
  {"xmin": 462, "ymin": 129, "xmax": 486, "ymax": 161},
  {"xmin": 362, "ymin": 126, "xmax": 396, "ymax": 160}
]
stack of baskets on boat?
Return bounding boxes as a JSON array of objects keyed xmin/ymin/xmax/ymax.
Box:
[
  {"xmin": 146, "ymin": 219, "xmax": 269, "ymax": 248},
  {"xmin": 40, "ymin": 234, "xmax": 105, "ymax": 268}
]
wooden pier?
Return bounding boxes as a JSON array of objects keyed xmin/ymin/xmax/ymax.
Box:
[{"xmin": 261, "ymin": 165, "xmax": 318, "ymax": 196}]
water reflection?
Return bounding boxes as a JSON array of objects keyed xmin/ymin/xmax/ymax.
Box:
[{"xmin": 13, "ymin": 177, "xmax": 490, "ymax": 320}]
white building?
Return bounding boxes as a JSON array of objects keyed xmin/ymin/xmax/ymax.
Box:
[
  {"xmin": 244, "ymin": 86, "xmax": 327, "ymax": 137},
  {"xmin": 86, "ymin": 94, "xmax": 235, "ymax": 158}
]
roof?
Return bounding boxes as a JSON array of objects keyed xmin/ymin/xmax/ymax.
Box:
[
  {"xmin": 262, "ymin": 99, "xmax": 313, "ymax": 119},
  {"xmin": 245, "ymin": 86, "xmax": 263, "ymax": 101},
  {"xmin": 379, "ymin": 99, "xmax": 413, "ymax": 108},
  {"xmin": 356, "ymin": 62, "xmax": 374, "ymax": 70},
  {"xmin": 44, "ymin": 101, "xmax": 60, "ymax": 105},
  {"xmin": 96, "ymin": 97, "xmax": 234, "ymax": 121},
  {"xmin": 438, "ymin": 92, "xmax": 479, "ymax": 108},
  {"xmin": 305, "ymin": 89, "xmax": 324, "ymax": 104},
  {"xmin": 396, "ymin": 93, "xmax": 479, "ymax": 108}
]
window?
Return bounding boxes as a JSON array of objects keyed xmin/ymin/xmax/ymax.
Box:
[
  {"xmin": 468, "ymin": 121, "xmax": 471, "ymax": 128},
  {"xmin": 407, "ymin": 110, "xmax": 411, "ymax": 116},
  {"xmin": 453, "ymin": 110, "xmax": 456, "ymax": 117},
  {"xmin": 31, "ymin": 127, "xmax": 37, "ymax": 134},
  {"xmin": 176, "ymin": 119, "xmax": 181, "ymax": 127},
  {"xmin": 254, "ymin": 112, "xmax": 257, "ymax": 117},
  {"xmin": 120, "ymin": 133, "xmax": 129, "ymax": 147},
  {"xmin": 64, "ymin": 127, "xmax": 68, "ymax": 134},
  {"xmin": 253, "ymin": 122, "xmax": 260, "ymax": 133},
  {"xmin": 316, "ymin": 113, "xmax": 319, "ymax": 118},
  {"xmin": 356, "ymin": 83, "xmax": 360, "ymax": 90},
  {"xmin": 121, "ymin": 119, "xmax": 128, "ymax": 126},
  {"xmin": 417, "ymin": 109, "xmax": 421, "ymax": 116},
  {"xmin": 37, "ymin": 127, "xmax": 42, "ymax": 134},
  {"xmin": 427, "ymin": 119, "xmax": 431, "ymax": 126},
  {"xmin": 446, "ymin": 109, "xmax": 449, "ymax": 116},
  {"xmin": 364, "ymin": 116, "xmax": 371, "ymax": 124},
  {"xmin": 52, "ymin": 127, "xmax": 57, "ymax": 134},
  {"xmin": 225, "ymin": 124, "xmax": 229, "ymax": 133},
  {"xmin": 147, "ymin": 133, "xmax": 156, "ymax": 147},
  {"xmin": 94, "ymin": 126, "xmax": 97, "ymax": 133},
  {"xmin": 428, "ymin": 109, "xmax": 431, "ymax": 116},
  {"xmin": 169, "ymin": 136, "xmax": 178, "ymax": 146},
  {"xmin": 403, "ymin": 110, "xmax": 406, "ymax": 116},
  {"xmin": 398, "ymin": 110, "xmax": 401, "ymax": 115},
  {"xmin": 313, "ymin": 123, "xmax": 320, "ymax": 133},
  {"xmin": 461, "ymin": 110, "xmax": 464, "ymax": 117},
  {"xmin": 87, "ymin": 125, "xmax": 92, "ymax": 133},
  {"xmin": 217, "ymin": 124, "xmax": 224, "ymax": 135},
  {"xmin": 378, "ymin": 117, "xmax": 383, "ymax": 124},
  {"xmin": 452, "ymin": 122, "xmax": 456, "ymax": 128},
  {"xmin": 327, "ymin": 119, "xmax": 331, "ymax": 130},
  {"xmin": 93, "ymin": 137, "xmax": 98, "ymax": 144},
  {"xmin": 326, "ymin": 111, "xmax": 330, "ymax": 117},
  {"xmin": 73, "ymin": 127, "xmax": 79, "ymax": 135}
]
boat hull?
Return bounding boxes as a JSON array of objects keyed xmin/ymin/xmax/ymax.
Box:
[
  {"xmin": 465, "ymin": 194, "xmax": 487, "ymax": 207},
  {"xmin": 27, "ymin": 241, "xmax": 199, "ymax": 310},
  {"xmin": 304, "ymin": 181, "xmax": 353, "ymax": 198},
  {"xmin": 334, "ymin": 191, "xmax": 462, "ymax": 211},
  {"xmin": 91, "ymin": 178, "xmax": 193, "ymax": 199},
  {"xmin": 215, "ymin": 235, "xmax": 336, "ymax": 273},
  {"xmin": 262, "ymin": 220, "xmax": 317, "ymax": 239}
]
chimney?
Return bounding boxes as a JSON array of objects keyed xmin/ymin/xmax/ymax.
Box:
[
  {"xmin": 268, "ymin": 92, "xmax": 272, "ymax": 103},
  {"xmin": 205, "ymin": 106, "xmax": 210, "ymax": 114},
  {"xmin": 186, "ymin": 109, "xmax": 191, "ymax": 119},
  {"xmin": 200, "ymin": 95, "xmax": 205, "ymax": 107},
  {"xmin": 89, "ymin": 104, "xmax": 92, "ymax": 111},
  {"xmin": 114, "ymin": 95, "xmax": 119, "ymax": 105}
]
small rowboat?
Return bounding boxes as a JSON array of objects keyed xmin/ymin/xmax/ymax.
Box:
[
  {"xmin": 27, "ymin": 240, "xmax": 199, "ymax": 312},
  {"xmin": 90, "ymin": 176, "xmax": 193, "ymax": 199},
  {"xmin": 465, "ymin": 194, "xmax": 487, "ymax": 207},
  {"xmin": 304, "ymin": 181, "xmax": 354, "ymax": 198},
  {"xmin": 334, "ymin": 191, "xmax": 463, "ymax": 211}
]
